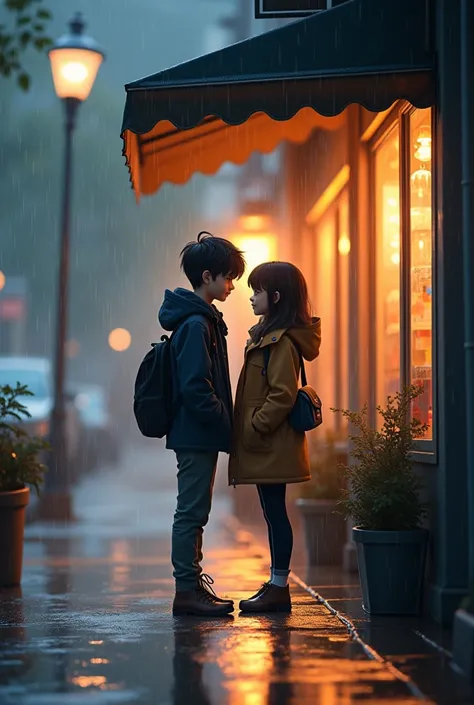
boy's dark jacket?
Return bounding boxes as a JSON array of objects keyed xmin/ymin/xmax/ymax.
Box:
[{"xmin": 158, "ymin": 288, "xmax": 233, "ymax": 453}]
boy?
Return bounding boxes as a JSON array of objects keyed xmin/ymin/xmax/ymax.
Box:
[{"xmin": 158, "ymin": 231, "xmax": 245, "ymax": 616}]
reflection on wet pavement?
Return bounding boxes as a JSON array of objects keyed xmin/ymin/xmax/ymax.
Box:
[
  {"xmin": 0, "ymin": 449, "xmax": 431, "ymax": 704},
  {"xmin": 0, "ymin": 547, "xmax": 429, "ymax": 704}
]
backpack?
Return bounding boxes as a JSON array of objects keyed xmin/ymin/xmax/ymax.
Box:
[
  {"xmin": 133, "ymin": 317, "xmax": 216, "ymax": 438},
  {"xmin": 133, "ymin": 333, "xmax": 176, "ymax": 438},
  {"xmin": 262, "ymin": 343, "xmax": 322, "ymax": 433}
]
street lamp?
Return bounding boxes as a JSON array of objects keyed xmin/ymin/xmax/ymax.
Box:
[{"xmin": 48, "ymin": 14, "xmax": 104, "ymax": 487}]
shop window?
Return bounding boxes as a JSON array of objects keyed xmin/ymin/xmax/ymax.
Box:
[
  {"xmin": 375, "ymin": 125, "xmax": 401, "ymax": 408},
  {"xmin": 373, "ymin": 106, "xmax": 434, "ymax": 446},
  {"xmin": 409, "ymin": 108, "xmax": 433, "ymax": 439}
]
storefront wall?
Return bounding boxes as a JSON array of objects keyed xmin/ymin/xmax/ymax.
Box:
[{"xmin": 284, "ymin": 0, "xmax": 468, "ymax": 624}]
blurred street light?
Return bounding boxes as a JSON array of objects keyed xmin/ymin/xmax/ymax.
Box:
[
  {"xmin": 0, "ymin": 271, "xmax": 5, "ymax": 292},
  {"xmin": 47, "ymin": 14, "xmax": 104, "ymax": 490},
  {"xmin": 108, "ymin": 328, "xmax": 132, "ymax": 352},
  {"xmin": 233, "ymin": 202, "xmax": 277, "ymax": 274}
]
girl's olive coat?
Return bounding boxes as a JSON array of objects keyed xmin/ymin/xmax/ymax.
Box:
[{"xmin": 229, "ymin": 318, "xmax": 321, "ymax": 486}]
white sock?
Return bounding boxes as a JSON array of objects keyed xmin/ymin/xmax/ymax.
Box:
[{"xmin": 271, "ymin": 570, "xmax": 289, "ymax": 588}]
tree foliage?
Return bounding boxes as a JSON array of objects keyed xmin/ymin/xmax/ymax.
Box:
[
  {"xmin": 332, "ymin": 385, "xmax": 429, "ymax": 530},
  {"xmin": 0, "ymin": 0, "xmax": 52, "ymax": 91}
]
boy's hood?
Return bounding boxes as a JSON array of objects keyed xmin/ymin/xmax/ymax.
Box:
[{"xmin": 158, "ymin": 288, "xmax": 222, "ymax": 332}]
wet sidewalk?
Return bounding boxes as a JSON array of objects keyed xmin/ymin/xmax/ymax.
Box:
[{"xmin": 0, "ymin": 445, "xmax": 459, "ymax": 704}]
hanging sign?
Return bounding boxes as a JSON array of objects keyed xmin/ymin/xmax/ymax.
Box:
[{"xmin": 255, "ymin": 0, "xmax": 348, "ymax": 18}]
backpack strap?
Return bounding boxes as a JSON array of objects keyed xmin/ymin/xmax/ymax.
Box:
[{"xmin": 262, "ymin": 341, "xmax": 307, "ymax": 385}]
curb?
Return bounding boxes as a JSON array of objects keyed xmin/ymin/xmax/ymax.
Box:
[{"xmin": 223, "ymin": 513, "xmax": 430, "ymax": 702}]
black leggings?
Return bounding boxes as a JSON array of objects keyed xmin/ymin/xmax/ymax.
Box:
[{"xmin": 257, "ymin": 484, "xmax": 293, "ymax": 573}]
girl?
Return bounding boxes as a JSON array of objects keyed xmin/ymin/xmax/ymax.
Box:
[{"xmin": 229, "ymin": 261, "xmax": 321, "ymax": 613}]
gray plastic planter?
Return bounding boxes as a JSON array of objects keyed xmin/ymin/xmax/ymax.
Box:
[{"xmin": 352, "ymin": 527, "xmax": 429, "ymax": 615}]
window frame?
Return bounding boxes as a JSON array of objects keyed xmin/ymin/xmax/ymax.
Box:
[
  {"xmin": 309, "ymin": 187, "xmax": 350, "ymax": 434},
  {"xmin": 369, "ymin": 102, "xmax": 437, "ymax": 461}
]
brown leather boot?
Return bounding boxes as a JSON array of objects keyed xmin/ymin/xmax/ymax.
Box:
[
  {"xmin": 199, "ymin": 573, "xmax": 233, "ymax": 605},
  {"xmin": 239, "ymin": 582, "xmax": 291, "ymax": 613},
  {"xmin": 173, "ymin": 576, "xmax": 234, "ymax": 617}
]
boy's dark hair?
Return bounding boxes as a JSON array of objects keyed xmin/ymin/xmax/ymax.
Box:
[{"xmin": 180, "ymin": 231, "xmax": 246, "ymax": 289}]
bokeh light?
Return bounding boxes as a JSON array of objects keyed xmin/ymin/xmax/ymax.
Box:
[{"xmin": 108, "ymin": 328, "xmax": 131, "ymax": 352}]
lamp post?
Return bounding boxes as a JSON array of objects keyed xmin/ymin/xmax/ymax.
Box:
[{"xmin": 48, "ymin": 14, "xmax": 104, "ymax": 489}]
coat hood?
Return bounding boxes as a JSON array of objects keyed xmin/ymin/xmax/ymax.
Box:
[
  {"xmin": 286, "ymin": 317, "xmax": 321, "ymax": 361},
  {"xmin": 248, "ymin": 317, "xmax": 321, "ymax": 362},
  {"xmin": 158, "ymin": 288, "xmax": 225, "ymax": 332}
]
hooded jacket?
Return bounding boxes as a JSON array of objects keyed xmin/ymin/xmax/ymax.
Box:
[
  {"xmin": 158, "ymin": 288, "xmax": 233, "ymax": 453},
  {"xmin": 229, "ymin": 318, "xmax": 321, "ymax": 485}
]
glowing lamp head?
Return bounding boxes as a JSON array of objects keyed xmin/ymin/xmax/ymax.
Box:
[
  {"xmin": 414, "ymin": 125, "xmax": 432, "ymax": 163},
  {"xmin": 338, "ymin": 234, "xmax": 351, "ymax": 256},
  {"xmin": 49, "ymin": 13, "xmax": 105, "ymax": 101}
]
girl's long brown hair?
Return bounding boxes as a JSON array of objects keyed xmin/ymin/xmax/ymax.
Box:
[{"xmin": 248, "ymin": 261, "xmax": 312, "ymax": 343}]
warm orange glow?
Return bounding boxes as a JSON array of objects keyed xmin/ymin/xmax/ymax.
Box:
[
  {"xmin": 70, "ymin": 675, "xmax": 107, "ymax": 688},
  {"xmin": 338, "ymin": 234, "xmax": 351, "ymax": 256},
  {"xmin": 410, "ymin": 109, "xmax": 433, "ymax": 439},
  {"xmin": 375, "ymin": 125, "xmax": 401, "ymax": 415},
  {"xmin": 90, "ymin": 658, "xmax": 109, "ymax": 664},
  {"xmin": 108, "ymin": 328, "xmax": 131, "ymax": 352},
  {"xmin": 414, "ymin": 125, "xmax": 432, "ymax": 162},
  {"xmin": 127, "ymin": 107, "xmax": 345, "ymax": 199},
  {"xmin": 306, "ymin": 165, "xmax": 350, "ymax": 224},
  {"xmin": 361, "ymin": 105, "xmax": 396, "ymax": 142},
  {"xmin": 238, "ymin": 214, "xmax": 271, "ymax": 232},
  {"xmin": 233, "ymin": 235, "xmax": 277, "ymax": 274},
  {"xmin": 0, "ymin": 271, "xmax": 5, "ymax": 291},
  {"xmin": 221, "ymin": 632, "xmax": 273, "ymax": 705},
  {"xmin": 49, "ymin": 47, "xmax": 103, "ymax": 100}
]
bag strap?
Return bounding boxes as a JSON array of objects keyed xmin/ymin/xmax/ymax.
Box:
[{"xmin": 262, "ymin": 343, "xmax": 307, "ymax": 386}]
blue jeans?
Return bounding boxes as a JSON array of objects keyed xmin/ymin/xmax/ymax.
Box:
[
  {"xmin": 257, "ymin": 483, "xmax": 293, "ymax": 575},
  {"xmin": 172, "ymin": 451, "xmax": 218, "ymax": 591}
]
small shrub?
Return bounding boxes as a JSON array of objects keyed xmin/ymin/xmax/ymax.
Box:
[
  {"xmin": 0, "ymin": 383, "xmax": 48, "ymax": 494},
  {"xmin": 332, "ymin": 385, "xmax": 428, "ymax": 530}
]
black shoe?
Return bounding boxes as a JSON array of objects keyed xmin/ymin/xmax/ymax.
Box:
[
  {"xmin": 239, "ymin": 582, "xmax": 291, "ymax": 613},
  {"xmin": 173, "ymin": 581, "xmax": 234, "ymax": 617},
  {"xmin": 199, "ymin": 573, "xmax": 233, "ymax": 605}
]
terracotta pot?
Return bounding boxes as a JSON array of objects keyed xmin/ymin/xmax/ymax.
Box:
[
  {"xmin": 0, "ymin": 487, "xmax": 30, "ymax": 586},
  {"xmin": 296, "ymin": 498, "xmax": 345, "ymax": 566}
]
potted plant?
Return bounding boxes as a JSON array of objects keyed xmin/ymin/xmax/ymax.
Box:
[
  {"xmin": 294, "ymin": 430, "xmax": 346, "ymax": 566},
  {"xmin": 332, "ymin": 384, "xmax": 429, "ymax": 615},
  {"xmin": 0, "ymin": 383, "xmax": 48, "ymax": 587}
]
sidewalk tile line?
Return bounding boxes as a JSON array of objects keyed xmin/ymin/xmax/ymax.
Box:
[
  {"xmin": 223, "ymin": 514, "xmax": 429, "ymax": 702},
  {"xmin": 413, "ymin": 629, "xmax": 453, "ymax": 660}
]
